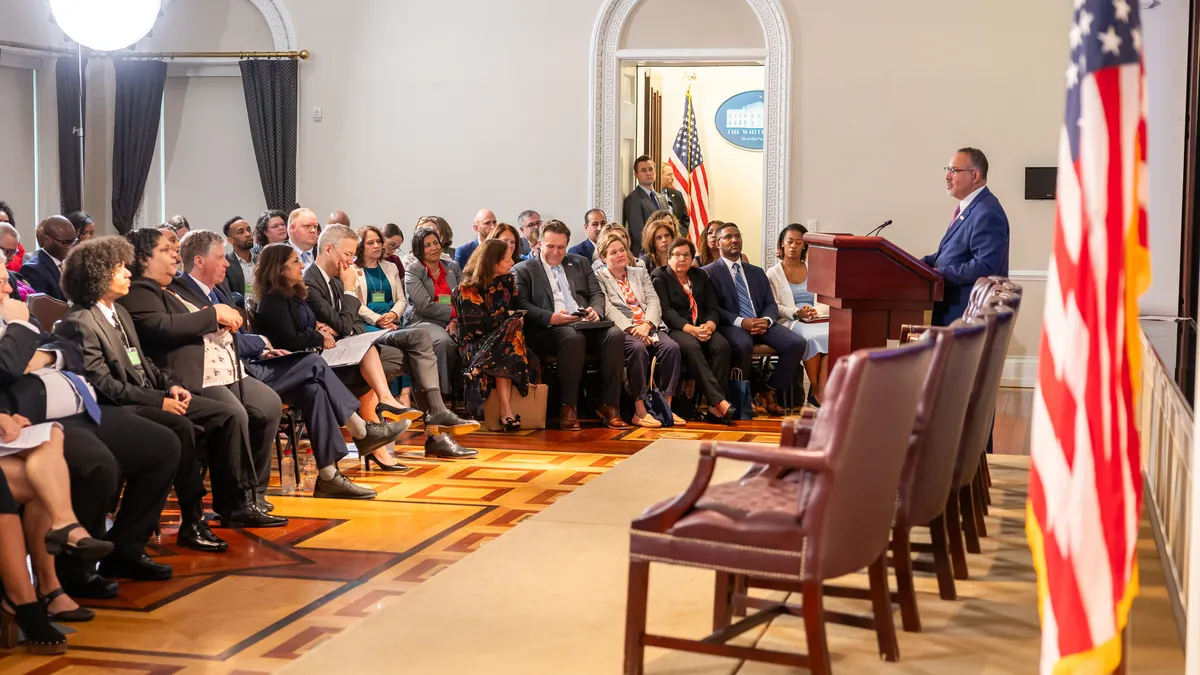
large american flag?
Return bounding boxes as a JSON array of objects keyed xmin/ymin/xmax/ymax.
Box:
[
  {"xmin": 668, "ymin": 88, "xmax": 710, "ymax": 243},
  {"xmin": 1028, "ymin": 0, "xmax": 1150, "ymax": 672}
]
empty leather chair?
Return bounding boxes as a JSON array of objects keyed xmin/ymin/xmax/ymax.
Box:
[
  {"xmin": 624, "ymin": 339, "xmax": 934, "ymax": 675},
  {"xmin": 26, "ymin": 293, "xmax": 68, "ymax": 331}
]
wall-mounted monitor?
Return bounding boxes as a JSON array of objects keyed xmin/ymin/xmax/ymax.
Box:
[{"xmin": 1025, "ymin": 167, "xmax": 1057, "ymax": 200}]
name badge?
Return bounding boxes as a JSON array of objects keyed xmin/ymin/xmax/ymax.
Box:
[
  {"xmin": 244, "ymin": 282, "xmax": 253, "ymax": 297},
  {"xmin": 371, "ymin": 292, "xmax": 386, "ymax": 304},
  {"xmin": 438, "ymin": 296, "xmax": 451, "ymax": 305},
  {"xmin": 126, "ymin": 347, "xmax": 142, "ymax": 366}
]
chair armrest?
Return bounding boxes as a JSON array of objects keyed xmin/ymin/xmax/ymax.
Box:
[
  {"xmin": 631, "ymin": 453, "xmax": 717, "ymax": 532},
  {"xmin": 781, "ymin": 413, "xmax": 817, "ymax": 448},
  {"xmin": 704, "ymin": 442, "xmax": 831, "ymax": 474},
  {"xmin": 899, "ymin": 324, "xmax": 930, "ymax": 343}
]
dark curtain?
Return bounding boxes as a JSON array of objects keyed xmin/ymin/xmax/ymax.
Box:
[
  {"xmin": 240, "ymin": 59, "xmax": 298, "ymax": 211},
  {"xmin": 111, "ymin": 60, "xmax": 168, "ymax": 235},
  {"xmin": 55, "ymin": 56, "xmax": 87, "ymax": 214}
]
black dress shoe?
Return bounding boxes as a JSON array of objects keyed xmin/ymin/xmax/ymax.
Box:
[
  {"xmin": 60, "ymin": 572, "xmax": 119, "ymax": 600},
  {"xmin": 424, "ymin": 433, "xmax": 478, "ymax": 458},
  {"xmin": 98, "ymin": 553, "xmax": 173, "ymax": 581},
  {"xmin": 353, "ymin": 419, "xmax": 410, "ymax": 455},
  {"xmin": 218, "ymin": 497, "xmax": 288, "ymax": 528},
  {"xmin": 424, "ymin": 410, "xmax": 481, "ymax": 436},
  {"xmin": 703, "ymin": 411, "xmax": 735, "ymax": 426},
  {"xmin": 176, "ymin": 521, "xmax": 229, "ymax": 553}
]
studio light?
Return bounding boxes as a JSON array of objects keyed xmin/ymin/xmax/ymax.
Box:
[{"xmin": 49, "ymin": 0, "xmax": 161, "ymax": 52}]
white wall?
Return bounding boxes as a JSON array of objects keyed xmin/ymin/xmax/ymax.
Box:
[
  {"xmin": 0, "ymin": 65, "xmax": 37, "ymax": 243},
  {"xmin": 651, "ymin": 65, "xmax": 765, "ymax": 260},
  {"xmin": 623, "ymin": 0, "xmax": 764, "ymax": 50}
]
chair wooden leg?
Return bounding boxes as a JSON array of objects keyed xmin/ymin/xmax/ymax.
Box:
[
  {"xmin": 959, "ymin": 484, "xmax": 982, "ymax": 554},
  {"xmin": 801, "ymin": 580, "xmax": 832, "ymax": 675},
  {"xmin": 867, "ymin": 554, "xmax": 901, "ymax": 662},
  {"xmin": 927, "ymin": 515, "xmax": 958, "ymax": 600},
  {"xmin": 983, "ymin": 451, "xmax": 992, "ymax": 487},
  {"xmin": 713, "ymin": 571, "xmax": 734, "ymax": 631},
  {"xmin": 624, "ymin": 560, "xmax": 651, "ymax": 675},
  {"xmin": 978, "ymin": 460, "xmax": 992, "ymax": 508},
  {"xmin": 731, "ymin": 574, "xmax": 748, "ymax": 617},
  {"xmin": 945, "ymin": 494, "xmax": 970, "ymax": 580},
  {"xmin": 973, "ymin": 470, "xmax": 989, "ymax": 535},
  {"xmin": 891, "ymin": 527, "xmax": 921, "ymax": 632}
]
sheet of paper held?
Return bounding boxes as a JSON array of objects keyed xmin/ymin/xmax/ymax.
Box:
[
  {"xmin": 0, "ymin": 421, "xmax": 60, "ymax": 453},
  {"xmin": 320, "ymin": 330, "xmax": 391, "ymax": 367}
]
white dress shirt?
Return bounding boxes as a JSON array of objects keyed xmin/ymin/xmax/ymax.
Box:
[
  {"xmin": 0, "ymin": 320, "xmax": 95, "ymax": 419},
  {"xmin": 718, "ymin": 256, "xmax": 772, "ymax": 328},
  {"xmin": 540, "ymin": 257, "xmax": 569, "ymax": 314},
  {"xmin": 956, "ymin": 185, "xmax": 987, "ymax": 220}
]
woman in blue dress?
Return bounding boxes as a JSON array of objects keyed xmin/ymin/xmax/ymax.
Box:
[{"xmin": 767, "ymin": 223, "xmax": 829, "ymax": 406}]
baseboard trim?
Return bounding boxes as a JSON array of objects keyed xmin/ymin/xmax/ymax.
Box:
[{"xmin": 1002, "ymin": 356, "xmax": 1038, "ymax": 388}]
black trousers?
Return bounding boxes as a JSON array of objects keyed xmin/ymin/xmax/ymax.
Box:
[
  {"xmin": 527, "ymin": 325, "xmax": 623, "ymax": 409},
  {"xmin": 0, "ymin": 472, "xmax": 16, "ymax": 515},
  {"xmin": 56, "ymin": 407, "xmax": 179, "ymax": 582},
  {"xmin": 199, "ymin": 377, "xmax": 281, "ymax": 506},
  {"xmin": 669, "ymin": 329, "xmax": 731, "ymax": 405}
]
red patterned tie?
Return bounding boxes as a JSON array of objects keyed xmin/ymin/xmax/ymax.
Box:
[{"xmin": 948, "ymin": 205, "xmax": 961, "ymax": 231}]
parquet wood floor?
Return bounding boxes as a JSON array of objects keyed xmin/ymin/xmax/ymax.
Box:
[{"xmin": 0, "ymin": 392, "xmax": 1032, "ymax": 673}]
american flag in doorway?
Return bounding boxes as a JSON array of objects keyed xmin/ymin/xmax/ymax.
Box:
[
  {"xmin": 668, "ymin": 88, "xmax": 710, "ymax": 243},
  {"xmin": 1027, "ymin": 0, "xmax": 1150, "ymax": 672}
]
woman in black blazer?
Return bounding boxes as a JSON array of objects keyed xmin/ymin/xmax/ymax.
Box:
[{"xmin": 651, "ymin": 238, "xmax": 735, "ymax": 424}]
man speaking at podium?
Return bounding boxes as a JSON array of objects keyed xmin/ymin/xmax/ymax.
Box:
[{"xmin": 921, "ymin": 147, "xmax": 1009, "ymax": 325}]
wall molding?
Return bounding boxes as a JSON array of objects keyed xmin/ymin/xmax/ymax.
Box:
[
  {"xmin": 1009, "ymin": 269, "xmax": 1049, "ymax": 281},
  {"xmin": 1002, "ymin": 356, "xmax": 1038, "ymax": 388},
  {"xmin": 590, "ymin": 0, "xmax": 791, "ymax": 264},
  {"xmin": 162, "ymin": 0, "xmax": 297, "ymax": 51}
]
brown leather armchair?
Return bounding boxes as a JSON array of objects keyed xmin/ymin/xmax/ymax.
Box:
[
  {"xmin": 26, "ymin": 293, "xmax": 68, "ymax": 331},
  {"xmin": 624, "ymin": 340, "xmax": 935, "ymax": 675}
]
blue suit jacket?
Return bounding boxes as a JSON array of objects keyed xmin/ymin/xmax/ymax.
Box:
[
  {"xmin": 19, "ymin": 250, "xmax": 64, "ymax": 301},
  {"xmin": 922, "ymin": 187, "xmax": 1009, "ymax": 326},
  {"xmin": 453, "ymin": 239, "xmax": 480, "ymax": 270},
  {"xmin": 568, "ymin": 238, "xmax": 595, "ymax": 260},
  {"xmin": 702, "ymin": 258, "xmax": 778, "ymax": 327},
  {"xmin": 175, "ymin": 273, "xmax": 267, "ymax": 360}
]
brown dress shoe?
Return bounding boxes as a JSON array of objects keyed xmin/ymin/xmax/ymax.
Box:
[
  {"xmin": 762, "ymin": 391, "xmax": 787, "ymax": 417},
  {"xmin": 559, "ymin": 405, "xmax": 581, "ymax": 431},
  {"xmin": 596, "ymin": 405, "xmax": 630, "ymax": 430}
]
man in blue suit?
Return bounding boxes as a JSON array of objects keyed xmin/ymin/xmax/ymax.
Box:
[
  {"xmin": 453, "ymin": 207, "xmax": 497, "ymax": 270},
  {"xmin": 20, "ymin": 214, "xmax": 76, "ymax": 300},
  {"xmin": 703, "ymin": 222, "xmax": 804, "ymax": 416},
  {"xmin": 568, "ymin": 208, "xmax": 606, "ymax": 260},
  {"xmin": 921, "ymin": 147, "xmax": 1009, "ymax": 326}
]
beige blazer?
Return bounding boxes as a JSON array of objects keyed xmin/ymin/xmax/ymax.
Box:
[
  {"xmin": 595, "ymin": 264, "xmax": 666, "ymax": 336},
  {"xmin": 767, "ymin": 261, "xmax": 829, "ymax": 327},
  {"xmin": 352, "ymin": 259, "xmax": 406, "ymax": 326}
]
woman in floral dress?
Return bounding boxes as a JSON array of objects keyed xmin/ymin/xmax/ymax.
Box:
[{"xmin": 453, "ymin": 239, "xmax": 536, "ymax": 430}]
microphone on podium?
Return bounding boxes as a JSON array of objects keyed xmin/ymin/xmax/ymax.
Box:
[{"xmin": 865, "ymin": 219, "xmax": 893, "ymax": 237}]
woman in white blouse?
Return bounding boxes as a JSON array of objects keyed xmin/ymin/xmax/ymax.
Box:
[
  {"xmin": 766, "ymin": 223, "xmax": 829, "ymax": 406},
  {"xmin": 351, "ymin": 226, "xmax": 407, "ymax": 331}
]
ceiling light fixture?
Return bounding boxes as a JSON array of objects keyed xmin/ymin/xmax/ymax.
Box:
[{"xmin": 49, "ymin": 0, "xmax": 161, "ymax": 51}]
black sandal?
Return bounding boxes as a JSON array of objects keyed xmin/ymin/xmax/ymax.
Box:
[
  {"xmin": 44, "ymin": 523, "xmax": 114, "ymax": 561},
  {"xmin": 39, "ymin": 588, "xmax": 94, "ymax": 622},
  {"xmin": 502, "ymin": 415, "xmax": 522, "ymax": 432},
  {"xmin": 0, "ymin": 593, "xmax": 67, "ymax": 655}
]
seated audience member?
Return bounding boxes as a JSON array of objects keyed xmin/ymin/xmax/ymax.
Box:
[
  {"xmin": 117, "ymin": 229, "xmax": 288, "ymax": 521},
  {"xmin": 57, "ymin": 236, "xmax": 240, "ymax": 552},
  {"xmin": 167, "ymin": 214, "xmax": 190, "ymax": 239},
  {"xmin": 516, "ymin": 209, "xmax": 541, "ymax": 258},
  {"xmin": 329, "ymin": 210, "xmax": 351, "ymax": 228},
  {"xmin": 405, "ymin": 226, "xmax": 461, "ymax": 395},
  {"xmin": 0, "ymin": 272, "xmax": 180, "ymax": 589},
  {"xmin": 252, "ymin": 208, "xmax": 289, "ymax": 256},
  {"xmin": 1, "ymin": 417, "xmax": 112, "ymax": 630},
  {"xmin": 703, "ymin": 222, "xmax": 804, "ymax": 415},
  {"xmin": 156, "ymin": 224, "xmax": 183, "ymax": 266},
  {"xmin": 179, "ymin": 230, "xmax": 403, "ymax": 494},
  {"xmin": 304, "ymin": 225, "xmax": 480, "ymax": 459},
  {"xmin": 454, "ymin": 208, "xmax": 497, "ymax": 270},
  {"xmin": 288, "ymin": 208, "xmax": 321, "ymax": 269},
  {"xmin": 639, "ymin": 212, "xmax": 678, "ymax": 270},
  {"xmin": 513, "ymin": 219, "xmax": 627, "ymax": 430},
  {"xmin": 696, "ymin": 220, "xmax": 722, "ymax": 267},
  {"xmin": 20, "ymin": 215, "xmax": 76, "ymax": 301},
  {"xmin": 381, "ymin": 222, "xmax": 405, "ymax": 271},
  {"xmin": 432, "ymin": 215, "xmax": 456, "ymax": 259},
  {"xmin": 0, "ymin": 229, "xmax": 34, "ymax": 301},
  {"xmin": 591, "ymin": 224, "xmax": 645, "ymax": 272},
  {"xmin": 594, "ymin": 232, "xmax": 681, "ymax": 428},
  {"xmin": 352, "ymin": 225, "xmax": 406, "ymax": 331},
  {"xmin": 767, "ymin": 224, "xmax": 829, "ymax": 406},
  {"xmin": 568, "ymin": 209, "xmax": 606, "ymax": 260},
  {"xmin": 487, "ymin": 222, "xmax": 528, "ymax": 263},
  {"xmin": 651, "ymin": 238, "xmax": 736, "ymax": 425},
  {"xmin": 453, "ymin": 240, "xmax": 535, "ymax": 429},
  {"xmin": 65, "ymin": 212, "xmax": 95, "ymax": 242},
  {"xmin": 0, "ymin": 201, "xmax": 23, "ymax": 273},
  {"xmin": 223, "ymin": 216, "xmax": 257, "ymax": 305}
]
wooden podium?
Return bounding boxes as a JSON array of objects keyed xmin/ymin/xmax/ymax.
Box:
[{"xmin": 803, "ymin": 234, "xmax": 943, "ymax": 366}]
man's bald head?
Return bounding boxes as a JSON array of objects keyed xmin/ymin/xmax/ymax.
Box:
[
  {"xmin": 329, "ymin": 210, "xmax": 350, "ymax": 227},
  {"xmin": 42, "ymin": 215, "xmax": 77, "ymax": 259},
  {"xmin": 472, "ymin": 209, "xmax": 497, "ymax": 240}
]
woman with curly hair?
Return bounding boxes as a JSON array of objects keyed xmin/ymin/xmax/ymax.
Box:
[
  {"xmin": 252, "ymin": 209, "xmax": 288, "ymax": 254},
  {"xmin": 453, "ymin": 239, "xmax": 535, "ymax": 430}
]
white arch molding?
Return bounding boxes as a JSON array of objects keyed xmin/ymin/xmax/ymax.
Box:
[
  {"xmin": 160, "ymin": 0, "xmax": 298, "ymax": 51},
  {"xmin": 589, "ymin": 0, "xmax": 792, "ymax": 263}
]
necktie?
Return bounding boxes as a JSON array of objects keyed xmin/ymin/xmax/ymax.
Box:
[
  {"xmin": 552, "ymin": 266, "xmax": 579, "ymax": 313},
  {"xmin": 948, "ymin": 205, "xmax": 961, "ymax": 231},
  {"xmin": 61, "ymin": 371, "xmax": 101, "ymax": 424},
  {"xmin": 301, "ymin": 250, "xmax": 313, "ymax": 266},
  {"xmin": 208, "ymin": 289, "xmax": 220, "ymax": 305},
  {"xmin": 732, "ymin": 263, "xmax": 755, "ymax": 319},
  {"xmin": 650, "ymin": 190, "xmax": 662, "ymax": 210}
]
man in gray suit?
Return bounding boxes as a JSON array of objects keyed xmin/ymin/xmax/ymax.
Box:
[
  {"xmin": 512, "ymin": 220, "xmax": 627, "ymax": 431},
  {"xmin": 304, "ymin": 225, "xmax": 480, "ymax": 458}
]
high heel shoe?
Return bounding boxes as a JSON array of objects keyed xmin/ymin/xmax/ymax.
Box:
[
  {"xmin": 362, "ymin": 452, "xmax": 411, "ymax": 472},
  {"xmin": 44, "ymin": 523, "xmax": 114, "ymax": 561},
  {"xmin": 376, "ymin": 402, "xmax": 422, "ymax": 422},
  {"xmin": 1, "ymin": 596, "xmax": 67, "ymax": 655},
  {"xmin": 501, "ymin": 415, "xmax": 521, "ymax": 432},
  {"xmin": 38, "ymin": 588, "xmax": 94, "ymax": 622}
]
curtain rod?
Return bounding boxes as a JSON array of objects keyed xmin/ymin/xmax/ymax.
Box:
[{"xmin": 0, "ymin": 39, "xmax": 309, "ymax": 60}]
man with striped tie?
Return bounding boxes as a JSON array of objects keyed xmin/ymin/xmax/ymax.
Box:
[{"xmin": 621, "ymin": 155, "xmax": 664, "ymax": 256}]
